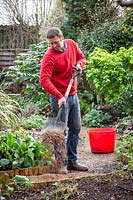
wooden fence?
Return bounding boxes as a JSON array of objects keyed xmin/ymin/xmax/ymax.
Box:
[
  {"xmin": 0, "ymin": 49, "xmax": 28, "ymax": 70},
  {"xmin": 0, "ymin": 25, "xmax": 39, "ymax": 70},
  {"xmin": 0, "ymin": 25, "xmax": 38, "ymax": 49}
]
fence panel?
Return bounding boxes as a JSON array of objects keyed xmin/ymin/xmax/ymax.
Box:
[
  {"xmin": 0, "ymin": 49, "xmax": 28, "ymax": 70},
  {"xmin": 0, "ymin": 25, "xmax": 38, "ymax": 49}
]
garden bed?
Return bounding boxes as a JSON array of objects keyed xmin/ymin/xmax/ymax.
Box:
[{"xmin": 2, "ymin": 171, "xmax": 133, "ymax": 200}]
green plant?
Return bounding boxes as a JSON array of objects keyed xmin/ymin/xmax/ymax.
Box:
[
  {"xmin": 19, "ymin": 114, "xmax": 46, "ymax": 130},
  {"xmin": 116, "ymin": 117, "xmax": 133, "ymax": 170},
  {"xmin": 79, "ymin": 90, "xmax": 93, "ymax": 114},
  {"xmin": 6, "ymin": 41, "xmax": 48, "ymax": 88},
  {"xmin": 44, "ymin": 182, "xmax": 78, "ymax": 200},
  {"xmin": 62, "ymin": 0, "xmax": 117, "ymax": 40},
  {"xmin": 120, "ymin": 8, "xmax": 133, "ymax": 48},
  {"xmin": 12, "ymin": 175, "xmax": 33, "ymax": 188},
  {"xmin": 78, "ymin": 10, "xmax": 133, "ymax": 56},
  {"xmin": 85, "ymin": 46, "xmax": 133, "ymax": 105},
  {"xmin": 116, "ymin": 134, "xmax": 133, "ymax": 170},
  {"xmin": 3, "ymin": 41, "xmax": 49, "ymax": 113},
  {"xmin": 83, "ymin": 108, "xmax": 111, "ymax": 127},
  {"xmin": 0, "ymin": 88, "xmax": 20, "ymax": 130},
  {"xmin": 117, "ymin": 117, "xmax": 133, "ymax": 138},
  {"xmin": 0, "ymin": 173, "xmax": 14, "ymax": 199},
  {"xmin": 115, "ymin": 85, "xmax": 133, "ymax": 117},
  {"xmin": 10, "ymin": 92, "xmax": 49, "ymax": 114},
  {"xmin": 0, "ymin": 130, "xmax": 53, "ymax": 170}
]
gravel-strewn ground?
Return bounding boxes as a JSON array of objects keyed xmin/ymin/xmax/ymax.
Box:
[{"xmin": 77, "ymin": 126, "xmax": 120, "ymax": 173}]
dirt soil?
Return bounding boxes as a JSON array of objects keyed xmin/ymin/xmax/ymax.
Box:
[{"xmin": 2, "ymin": 126, "xmax": 133, "ymax": 200}]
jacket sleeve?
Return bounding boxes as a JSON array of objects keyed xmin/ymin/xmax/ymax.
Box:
[{"xmin": 40, "ymin": 54, "xmax": 63, "ymax": 99}]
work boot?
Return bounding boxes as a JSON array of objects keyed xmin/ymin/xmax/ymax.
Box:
[
  {"xmin": 58, "ymin": 166, "xmax": 68, "ymax": 174},
  {"xmin": 67, "ymin": 162, "xmax": 88, "ymax": 171}
]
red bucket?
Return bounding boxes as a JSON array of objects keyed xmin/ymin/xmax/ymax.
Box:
[{"xmin": 87, "ymin": 128, "xmax": 116, "ymax": 153}]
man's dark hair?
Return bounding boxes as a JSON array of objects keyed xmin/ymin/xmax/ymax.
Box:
[{"xmin": 47, "ymin": 27, "xmax": 63, "ymax": 39}]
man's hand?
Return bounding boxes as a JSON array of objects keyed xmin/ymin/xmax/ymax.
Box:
[
  {"xmin": 76, "ymin": 63, "xmax": 83, "ymax": 74},
  {"xmin": 58, "ymin": 97, "xmax": 66, "ymax": 107}
]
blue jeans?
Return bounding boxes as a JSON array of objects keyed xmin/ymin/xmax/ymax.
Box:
[{"xmin": 50, "ymin": 93, "xmax": 81, "ymax": 164}]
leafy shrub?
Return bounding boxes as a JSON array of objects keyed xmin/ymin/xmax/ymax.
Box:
[
  {"xmin": 9, "ymin": 41, "xmax": 48, "ymax": 87},
  {"xmin": 62, "ymin": 0, "xmax": 118, "ymax": 41},
  {"xmin": 114, "ymin": 85, "xmax": 133, "ymax": 117},
  {"xmin": 78, "ymin": 88, "xmax": 93, "ymax": 114},
  {"xmin": 78, "ymin": 9, "xmax": 133, "ymax": 56},
  {"xmin": 78, "ymin": 19, "xmax": 123, "ymax": 55},
  {"xmin": 120, "ymin": 8, "xmax": 133, "ymax": 48},
  {"xmin": 0, "ymin": 130, "xmax": 53, "ymax": 170},
  {"xmin": 4, "ymin": 41, "xmax": 49, "ymax": 113},
  {"xmin": 117, "ymin": 117, "xmax": 133, "ymax": 138},
  {"xmin": 83, "ymin": 108, "xmax": 111, "ymax": 128},
  {"xmin": 85, "ymin": 46, "xmax": 133, "ymax": 104}
]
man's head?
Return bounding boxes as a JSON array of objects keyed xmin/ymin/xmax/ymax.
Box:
[
  {"xmin": 47, "ymin": 27, "xmax": 63, "ymax": 39},
  {"xmin": 47, "ymin": 27, "xmax": 64, "ymax": 51}
]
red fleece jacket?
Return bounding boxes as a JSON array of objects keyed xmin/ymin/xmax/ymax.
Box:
[{"xmin": 40, "ymin": 39, "xmax": 86, "ymax": 99}]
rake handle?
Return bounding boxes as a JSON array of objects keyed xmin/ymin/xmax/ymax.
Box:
[{"xmin": 55, "ymin": 66, "xmax": 80, "ymax": 122}]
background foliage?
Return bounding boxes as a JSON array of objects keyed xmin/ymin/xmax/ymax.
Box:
[
  {"xmin": 4, "ymin": 41, "xmax": 49, "ymax": 113},
  {"xmin": 85, "ymin": 46, "xmax": 133, "ymax": 106},
  {"xmin": 62, "ymin": 0, "xmax": 118, "ymax": 41},
  {"xmin": 78, "ymin": 12, "xmax": 133, "ymax": 56},
  {"xmin": 0, "ymin": 130, "xmax": 53, "ymax": 170}
]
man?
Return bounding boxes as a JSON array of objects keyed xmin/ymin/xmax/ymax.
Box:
[{"xmin": 40, "ymin": 27, "xmax": 88, "ymax": 173}]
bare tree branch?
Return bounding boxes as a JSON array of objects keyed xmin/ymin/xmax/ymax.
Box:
[
  {"xmin": 117, "ymin": 0, "xmax": 133, "ymax": 7},
  {"xmin": 1, "ymin": 0, "xmax": 54, "ymax": 44},
  {"xmin": 2, "ymin": 0, "xmax": 53, "ymax": 35},
  {"xmin": 40, "ymin": 0, "xmax": 65, "ymax": 40}
]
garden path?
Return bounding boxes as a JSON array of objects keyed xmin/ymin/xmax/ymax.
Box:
[{"xmin": 30, "ymin": 126, "xmax": 118, "ymax": 185}]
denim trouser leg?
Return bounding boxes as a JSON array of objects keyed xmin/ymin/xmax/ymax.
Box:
[
  {"xmin": 66, "ymin": 94, "xmax": 81, "ymax": 164},
  {"xmin": 50, "ymin": 93, "xmax": 81, "ymax": 164}
]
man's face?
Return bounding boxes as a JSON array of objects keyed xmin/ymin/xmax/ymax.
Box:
[{"xmin": 48, "ymin": 36, "xmax": 64, "ymax": 51}]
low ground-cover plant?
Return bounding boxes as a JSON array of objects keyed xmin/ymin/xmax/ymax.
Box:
[
  {"xmin": 0, "ymin": 174, "xmax": 33, "ymax": 199},
  {"xmin": 12, "ymin": 175, "xmax": 33, "ymax": 189},
  {"xmin": 45, "ymin": 182, "xmax": 78, "ymax": 200},
  {"xmin": 19, "ymin": 114, "xmax": 46, "ymax": 130},
  {"xmin": 0, "ymin": 172, "xmax": 14, "ymax": 198},
  {"xmin": 116, "ymin": 117, "xmax": 133, "ymax": 170},
  {"xmin": 0, "ymin": 130, "xmax": 53, "ymax": 170},
  {"xmin": 116, "ymin": 134, "xmax": 133, "ymax": 170},
  {"xmin": 117, "ymin": 117, "xmax": 133, "ymax": 139},
  {"xmin": 11, "ymin": 91, "xmax": 50, "ymax": 114},
  {"xmin": 83, "ymin": 107, "xmax": 111, "ymax": 128}
]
